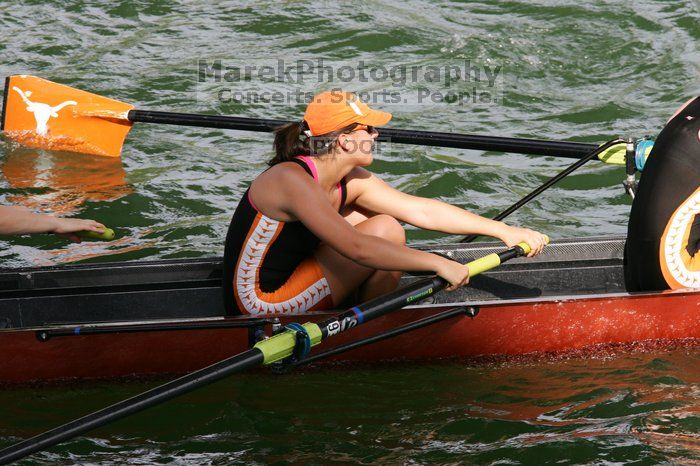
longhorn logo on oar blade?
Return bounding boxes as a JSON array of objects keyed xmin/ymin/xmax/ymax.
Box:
[
  {"xmin": 12, "ymin": 86, "xmax": 76, "ymax": 136},
  {"xmin": 3, "ymin": 75, "xmax": 135, "ymax": 157}
]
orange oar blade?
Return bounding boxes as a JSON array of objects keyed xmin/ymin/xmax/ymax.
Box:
[{"xmin": 1, "ymin": 75, "xmax": 134, "ymax": 157}]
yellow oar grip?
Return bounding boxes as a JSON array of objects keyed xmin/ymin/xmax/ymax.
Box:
[
  {"xmin": 516, "ymin": 240, "xmax": 532, "ymax": 254},
  {"xmin": 77, "ymin": 228, "xmax": 115, "ymax": 241},
  {"xmin": 466, "ymin": 235, "xmax": 549, "ymax": 277},
  {"xmin": 466, "ymin": 253, "xmax": 502, "ymax": 277},
  {"xmin": 518, "ymin": 235, "xmax": 550, "ymax": 255}
]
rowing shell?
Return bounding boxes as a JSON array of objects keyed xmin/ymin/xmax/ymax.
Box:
[{"xmin": 0, "ymin": 236, "xmax": 698, "ymax": 385}]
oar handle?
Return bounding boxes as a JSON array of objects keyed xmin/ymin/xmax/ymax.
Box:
[
  {"xmin": 466, "ymin": 252, "xmax": 503, "ymax": 277},
  {"xmin": 77, "ymin": 228, "xmax": 115, "ymax": 241}
]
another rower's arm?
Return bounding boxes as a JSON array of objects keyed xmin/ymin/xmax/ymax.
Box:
[
  {"xmin": 0, "ymin": 205, "xmax": 105, "ymax": 241},
  {"xmin": 349, "ymin": 169, "xmax": 546, "ymax": 256}
]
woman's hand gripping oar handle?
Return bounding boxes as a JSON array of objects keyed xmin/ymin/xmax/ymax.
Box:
[
  {"xmin": 77, "ymin": 228, "xmax": 116, "ymax": 241},
  {"xmin": 467, "ymin": 235, "xmax": 549, "ymax": 276}
]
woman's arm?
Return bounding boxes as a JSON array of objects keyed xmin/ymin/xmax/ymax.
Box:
[
  {"xmin": 349, "ymin": 169, "xmax": 547, "ymax": 256},
  {"xmin": 277, "ymin": 169, "xmax": 470, "ymax": 290},
  {"xmin": 0, "ymin": 205, "xmax": 105, "ymax": 241}
]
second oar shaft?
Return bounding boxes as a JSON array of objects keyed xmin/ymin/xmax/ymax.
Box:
[
  {"xmin": 128, "ymin": 110, "xmax": 598, "ymax": 159},
  {"xmin": 0, "ymin": 350, "xmax": 264, "ymax": 465},
  {"xmin": 0, "ymin": 241, "xmax": 535, "ymax": 464}
]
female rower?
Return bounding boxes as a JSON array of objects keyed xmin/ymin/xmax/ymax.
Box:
[{"xmin": 223, "ymin": 91, "xmax": 547, "ymax": 315}]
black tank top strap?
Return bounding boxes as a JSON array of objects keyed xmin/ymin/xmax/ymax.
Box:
[
  {"xmin": 289, "ymin": 158, "xmax": 315, "ymax": 178},
  {"xmin": 339, "ymin": 177, "xmax": 348, "ymax": 209}
]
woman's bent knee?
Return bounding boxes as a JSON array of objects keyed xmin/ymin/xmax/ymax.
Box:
[{"xmin": 357, "ymin": 214, "xmax": 405, "ymax": 245}]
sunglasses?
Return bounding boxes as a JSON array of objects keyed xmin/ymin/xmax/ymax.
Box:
[{"xmin": 351, "ymin": 124, "xmax": 378, "ymax": 135}]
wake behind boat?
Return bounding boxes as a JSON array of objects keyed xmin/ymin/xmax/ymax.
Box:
[{"xmin": 1, "ymin": 235, "xmax": 697, "ymax": 386}]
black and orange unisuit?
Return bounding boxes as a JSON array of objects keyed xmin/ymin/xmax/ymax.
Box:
[
  {"xmin": 625, "ymin": 96, "xmax": 700, "ymax": 291},
  {"xmin": 223, "ymin": 156, "xmax": 346, "ymax": 315}
]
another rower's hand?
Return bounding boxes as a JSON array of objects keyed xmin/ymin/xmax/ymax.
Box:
[
  {"xmin": 435, "ymin": 256, "xmax": 470, "ymax": 291},
  {"xmin": 500, "ymin": 226, "xmax": 547, "ymax": 257},
  {"xmin": 52, "ymin": 218, "xmax": 106, "ymax": 243}
]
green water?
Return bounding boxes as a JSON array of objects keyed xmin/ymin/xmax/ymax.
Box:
[
  {"xmin": 2, "ymin": 352, "xmax": 699, "ymax": 464},
  {"xmin": 0, "ymin": 0, "xmax": 699, "ymax": 464}
]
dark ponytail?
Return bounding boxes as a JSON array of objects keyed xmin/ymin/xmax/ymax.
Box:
[
  {"xmin": 269, "ymin": 121, "xmax": 359, "ymax": 166},
  {"xmin": 269, "ymin": 121, "xmax": 308, "ymax": 166}
]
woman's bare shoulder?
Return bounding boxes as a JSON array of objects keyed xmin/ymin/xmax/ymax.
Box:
[
  {"xmin": 249, "ymin": 162, "xmax": 316, "ymax": 220},
  {"xmin": 345, "ymin": 166, "xmax": 374, "ymax": 183},
  {"xmin": 254, "ymin": 161, "xmax": 309, "ymax": 187}
]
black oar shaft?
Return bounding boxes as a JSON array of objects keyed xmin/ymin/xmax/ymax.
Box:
[
  {"xmin": 380, "ymin": 129, "xmax": 596, "ymax": 158},
  {"xmin": 0, "ymin": 279, "xmax": 447, "ymax": 465},
  {"xmin": 128, "ymin": 110, "xmax": 598, "ymax": 159},
  {"xmin": 0, "ymin": 349, "xmax": 264, "ymax": 465},
  {"xmin": 317, "ymin": 276, "xmax": 446, "ymax": 339},
  {"xmin": 295, "ymin": 306, "xmax": 470, "ymax": 367},
  {"xmin": 129, "ymin": 110, "xmax": 287, "ymax": 132}
]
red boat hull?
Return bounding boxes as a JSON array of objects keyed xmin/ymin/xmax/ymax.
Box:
[{"xmin": 2, "ymin": 290, "xmax": 699, "ymax": 385}]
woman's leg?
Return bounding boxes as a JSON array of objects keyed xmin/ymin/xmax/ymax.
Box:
[{"xmin": 314, "ymin": 214, "xmax": 405, "ymax": 305}]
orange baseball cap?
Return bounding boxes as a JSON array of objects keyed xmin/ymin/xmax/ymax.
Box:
[{"xmin": 303, "ymin": 90, "xmax": 392, "ymax": 136}]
